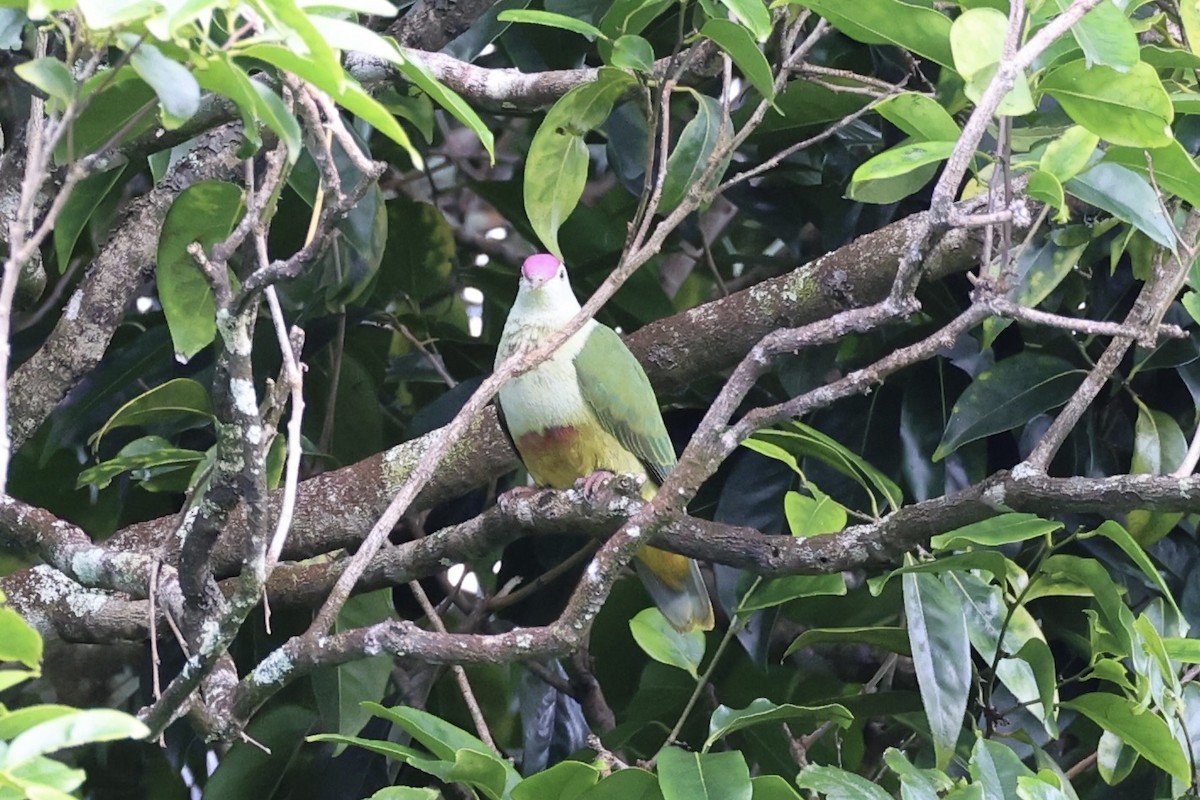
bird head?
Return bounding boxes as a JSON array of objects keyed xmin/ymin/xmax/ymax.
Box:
[{"xmin": 516, "ymin": 253, "xmax": 577, "ymax": 311}]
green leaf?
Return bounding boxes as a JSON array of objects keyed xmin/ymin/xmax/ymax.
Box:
[
  {"xmin": 0, "ymin": 706, "xmax": 75, "ymax": 740},
  {"xmin": 1066, "ymin": 163, "xmax": 1176, "ymax": 249},
  {"xmin": 797, "ymin": 764, "xmax": 893, "ymax": 800},
  {"xmin": 750, "ymin": 775, "xmax": 803, "ymax": 800},
  {"xmin": 610, "ymin": 34, "xmax": 654, "ymax": 72},
  {"xmin": 512, "ymin": 760, "xmax": 601, "ymax": 800},
  {"xmin": 1039, "ymin": 125, "xmax": 1100, "ymax": 183},
  {"xmin": 700, "ymin": 19, "xmax": 775, "ymax": 100},
  {"xmin": 930, "ymin": 513, "xmax": 1062, "ymax": 550},
  {"xmin": 0, "ymin": 670, "xmax": 39, "ymax": 693},
  {"xmin": 903, "ymin": 568, "xmax": 970, "ymax": 769},
  {"xmin": 193, "ymin": 53, "xmax": 269, "ymax": 156},
  {"xmin": 739, "ymin": 574, "xmax": 846, "ymax": 612},
  {"xmin": 784, "ymin": 626, "xmax": 911, "ymax": 658},
  {"xmin": 524, "ymin": 68, "xmax": 633, "ymax": 256},
  {"xmin": 1040, "ymin": 60, "xmax": 1173, "ymax": 148},
  {"xmin": 88, "ymin": 378, "xmax": 214, "ymax": 451},
  {"xmin": 599, "ymin": 0, "xmax": 675, "ymax": 38},
  {"xmin": 53, "ymin": 164, "xmax": 127, "ymax": 271},
  {"xmin": 250, "ymin": 82, "xmax": 304, "ymax": 163},
  {"xmin": 656, "ymin": 748, "xmax": 752, "ymax": 800},
  {"xmin": 1105, "ymin": 139, "xmax": 1200, "ymax": 209},
  {"xmin": 394, "ymin": 53, "xmax": 495, "ymax": 162},
  {"xmin": 1095, "ymin": 729, "xmax": 1139, "ymax": 786},
  {"xmin": 1062, "ymin": 693, "xmax": 1189, "ymax": 780},
  {"xmin": 1047, "ymin": 0, "xmax": 1139, "ymax": 71},
  {"xmin": 78, "ymin": 437, "xmax": 206, "ymax": 490},
  {"xmin": 127, "ymin": 41, "xmax": 200, "ymax": 128},
  {"xmin": 0, "ymin": 607, "xmax": 42, "ymax": 668},
  {"xmin": 1027, "ymin": 171, "xmax": 1066, "ymax": 221},
  {"xmin": 1125, "ymin": 408, "xmax": 1186, "ymax": 543},
  {"xmin": 14, "ymin": 56, "xmax": 74, "ymax": 103},
  {"xmin": 784, "ymin": 487, "xmax": 847, "ymax": 536},
  {"xmin": 155, "ymin": 181, "xmax": 246, "ymax": 360},
  {"xmin": 875, "ymin": 93, "xmax": 960, "ymax": 141},
  {"xmin": 704, "ymin": 699, "xmax": 852, "ymax": 750},
  {"xmin": 314, "ymin": 589, "xmax": 395, "ymax": 756},
  {"xmin": 950, "ymin": 8, "xmax": 1034, "ymax": 115},
  {"xmin": 577, "ymin": 768, "xmax": 660, "ymax": 800},
  {"xmin": 784, "ymin": 0, "xmax": 954, "ymax": 69},
  {"xmin": 0, "ymin": 710, "xmax": 148, "ymax": 769},
  {"xmin": 629, "ymin": 607, "xmax": 705, "ymax": 677},
  {"xmin": 884, "ymin": 748, "xmax": 954, "ymax": 795},
  {"xmin": 368, "ymin": 789, "xmax": 441, "ymax": 800},
  {"xmin": 1181, "ymin": 0, "xmax": 1200, "ymax": 58},
  {"xmin": 498, "ymin": 9, "xmax": 606, "ymax": 39},
  {"xmin": 869, "ymin": 551, "xmax": 1012, "ymax": 596},
  {"xmin": 934, "ymin": 353, "xmax": 1084, "ymax": 461},
  {"xmin": 1162, "ymin": 637, "xmax": 1200, "ymax": 662},
  {"xmin": 970, "ymin": 737, "xmax": 1037, "ymax": 800},
  {"xmin": 746, "ymin": 421, "xmax": 903, "ymax": 515},
  {"xmin": 660, "ymin": 93, "xmax": 728, "ymax": 213},
  {"xmin": 1038, "ymin": 555, "xmax": 1132, "ymax": 654},
  {"xmin": 848, "ymin": 141, "xmax": 956, "ymax": 204},
  {"xmin": 717, "ymin": 0, "xmax": 772, "ymax": 41}
]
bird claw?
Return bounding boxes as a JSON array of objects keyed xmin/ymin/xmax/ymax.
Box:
[
  {"xmin": 576, "ymin": 470, "xmax": 616, "ymax": 499},
  {"xmin": 497, "ymin": 484, "xmax": 539, "ymax": 514}
]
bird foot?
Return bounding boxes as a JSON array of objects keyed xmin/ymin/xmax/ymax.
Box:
[
  {"xmin": 575, "ymin": 470, "xmax": 616, "ymax": 499},
  {"xmin": 497, "ymin": 484, "xmax": 539, "ymax": 515}
]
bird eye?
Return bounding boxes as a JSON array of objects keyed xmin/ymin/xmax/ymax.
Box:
[{"xmin": 558, "ymin": 268, "xmax": 566, "ymax": 279}]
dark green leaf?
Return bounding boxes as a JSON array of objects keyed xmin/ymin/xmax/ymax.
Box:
[
  {"xmin": 1105, "ymin": 139, "xmax": 1200, "ymax": 209},
  {"xmin": 577, "ymin": 768, "xmax": 661, "ymax": 800},
  {"xmin": 610, "ymin": 34, "xmax": 654, "ymax": 71},
  {"xmin": 53, "ymin": 163, "xmax": 127, "ymax": 271},
  {"xmin": 660, "ymin": 93, "xmax": 727, "ymax": 212},
  {"xmin": 700, "ymin": 19, "xmax": 774, "ymax": 100},
  {"xmin": 155, "ymin": 181, "xmax": 246, "ymax": 359},
  {"xmin": 930, "ymin": 513, "xmax": 1062, "ymax": 550},
  {"xmin": 498, "ymin": 9, "xmax": 606, "ymax": 39},
  {"xmin": 706, "ymin": 699, "xmax": 852, "ymax": 750},
  {"xmin": 738, "ymin": 574, "xmax": 846, "ymax": 612},
  {"xmin": 784, "ymin": 626, "xmax": 911, "ymax": 657},
  {"xmin": 970, "ymin": 737, "xmax": 1036, "ymax": 800},
  {"xmin": 396, "ymin": 48, "xmax": 496, "ymax": 161},
  {"xmin": 88, "ymin": 378, "xmax": 214, "ymax": 451},
  {"xmin": 512, "ymin": 760, "xmax": 601, "ymax": 800},
  {"xmin": 934, "ymin": 353, "xmax": 1084, "ymax": 461}
]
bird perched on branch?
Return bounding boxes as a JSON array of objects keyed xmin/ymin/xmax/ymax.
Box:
[{"xmin": 495, "ymin": 253, "xmax": 714, "ymax": 632}]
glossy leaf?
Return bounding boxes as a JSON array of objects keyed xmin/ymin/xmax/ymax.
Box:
[
  {"xmin": 738, "ymin": 574, "xmax": 846, "ymax": 613},
  {"xmin": 783, "ymin": 487, "xmax": 846, "ymax": 537},
  {"xmin": 784, "ymin": 0, "xmax": 954, "ymax": 68},
  {"xmin": 610, "ymin": 34, "xmax": 654, "ymax": 71},
  {"xmin": 78, "ymin": 436, "xmax": 206, "ymax": 490},
  {"xmin": 951, "ymin": 8, "xmax": 1034, "ymax": 115},
  {"xmin": 88, "ymin": 378, "xmax": 213, "ymax": 451},
  {"xmin": 0, "ymin": 710, "xmax": 148, "ymax": 769},
  {"xmin": 934, "ymin": 353, "xmax": 1084, "ymax": 461},
  {"xmin": 1105, "ymin": 139, "xmax": 1200, "ymax": 209},
  {"xmin": 1039, "ymin": 125, "xmax": 1100, "ymax": 182},
  {"xmin": 848, "ymin": 141, "xmax": 956, "ymax": 203},
  {"xmin": 497, "ymin": 9, "xmax": 606, "ymax": 39},
  {"xmin": 718, "ymin": 0, "xmax": 772, "ymax": 41},
  {"xmin": 511, "ymin": 760, "xmax": 601, "ymax": 800},
  {"xmin": 875, "ymin": 93, "xmax": 960, "ymax": 141},
  {"xmin": 903, "ymin": 569, "xmax": 970, "ymax": 769},
  {"xmin": 0, "ymin": 705, "xmax": 75, "ymax": 740},
  {"xmin": 1041, "ymin": 60, "xmax": 1173, "ymax": 148},
  {"xmin": 797, "ymin": 764, "xmax": 892, "ymax": 800},
  {"xmin": 128, "ymin": 40, "xmax": 200, "ymax": 128},
  {"xmin": 524, "ymin": 68, "xmax": 633, "ymax": 256},
  {"xmin": 1048, "ymin": 0, "xmax": 1138, "ymax": 71},
  {"xmin": 629, "ymin": 608, "xmax": 705, "ymax": 678},
  {"xmin": 0, "ymin": 607, "xmax": 42, "ymax": 668},
  {"xmin": 930, "ymin": 513, "xmax": 1062, "ymax": 550},
  {"xmin": 659, "ymin": 92, "xmax": 727, "ymax": 213},
  {"xmin": 700, "ymin": 19, "xmax": 774, "ymax": 100},
  {"xmin": 784, "ymin": 626, "xmax": 911, "ymax": 658},
  {"xmin": 750, "ymin": 775, "xmax": 803, "ymax": 800},
  {"xmin": 14, "ymin": 56, "xmax": 73, "ymax": 103},
  {"xmin": 656, "ymin": 748, "xmax": 752, "ymax": 800},
  {"xmin": 576, "ymin": 768, "xmax": 660, "ymax": 800},
  {"xmin": 53, "ymin": 164, "xmax": 127, "ymax": 270},
  {"xmin": 1066, "ymin": 163, "xmax": 1176, "ymax": 249},
  {"xmin": 1062, "ymin": 693, "xmax": 1189, "ymax": 780},
  {"xmin": 155, "ymin": 181, "xmax": 246, "ymax": 360},
  {"xmin": 970, "ymin": 737, "xmax": 1036, "ymax": 800},
  {"xmin": 705, "ymin": 699, "xmax": 852, "ymax": 750}
]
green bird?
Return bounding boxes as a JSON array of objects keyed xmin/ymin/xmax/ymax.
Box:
[{"xmin": 495, "ymin": 253, "xmax": 714, "ymax": 632}]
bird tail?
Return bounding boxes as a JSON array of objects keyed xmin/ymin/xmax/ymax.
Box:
[{"xmin": 634, "ymin": 546, "xmax": 715, "ymax": 632}]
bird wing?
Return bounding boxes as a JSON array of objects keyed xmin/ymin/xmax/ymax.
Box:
[{"xmin": 574, "ymin": 324, "xmax": 676, "ymax": 486}]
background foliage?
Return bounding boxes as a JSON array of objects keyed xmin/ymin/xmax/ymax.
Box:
[{"xmin": 5, "ymin": 0, "xmax": 1200, "ymax": 798}]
